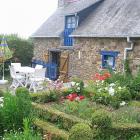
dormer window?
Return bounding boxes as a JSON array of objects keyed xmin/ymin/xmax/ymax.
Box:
[{"xmin": 65, "ymin": 15, "xmax": 77, "ymax": 29}]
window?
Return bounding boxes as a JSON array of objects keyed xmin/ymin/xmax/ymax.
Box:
[
  {"xmin": 100, "ymin": 51, "xmax": 119, "ymax": 69},
  {"xmin": 65, "ymin": 15, "xmax": 77, "ymax": 29}
]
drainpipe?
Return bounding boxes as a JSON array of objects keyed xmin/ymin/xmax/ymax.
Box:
[{"xmin": 123, "ymin": 37, "xmax": 134, "ymax": 72}]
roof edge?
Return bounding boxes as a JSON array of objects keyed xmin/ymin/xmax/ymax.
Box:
[
  {"xmin": 70, "ymin": 34, "xmax": 140, "ymax": 38},
  {"xmin": 30, "ymin": 35, "xmax": 60, "ymax": 38}
]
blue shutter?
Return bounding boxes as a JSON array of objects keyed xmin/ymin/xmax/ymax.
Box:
[{"xmin": 64, "ymin": 28, "xmax": 74, "ymax": 46}]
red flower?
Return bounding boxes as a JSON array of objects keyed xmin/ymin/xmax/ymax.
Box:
[
  {"xmin": 79, "ymin": 95, "xmax": 85, "ymax": 100},
  {"xmin": 104, "ymin": 72, "xmax": 111, "ymax": 78},
  {"xmin": 66, "ymin": 93, "xmax": 85, "ymax": 101}
]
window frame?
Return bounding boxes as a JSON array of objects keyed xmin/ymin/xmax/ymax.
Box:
[
  {"xmin": 65, "ymin": 15, "xmax": 77, "ymax": 29},
  {"xmin": 100, "ymin": 51, "xmax": 119, "ymax": 69}
]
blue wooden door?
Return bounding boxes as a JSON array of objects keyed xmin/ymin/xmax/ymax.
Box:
[{"xmin": 46, "ymin": 63, "xmax": 57, "ymax": 80}]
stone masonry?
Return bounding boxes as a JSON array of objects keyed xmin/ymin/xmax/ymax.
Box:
[
  {"xmin": 33, "ymin": 37, "xmax": 140, "ymax": 80},
  {"xmin": 33, "ymin": 38, "xmax": 60, "ymax": 60}
]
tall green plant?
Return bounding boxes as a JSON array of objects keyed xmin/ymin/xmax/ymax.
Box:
[
  {"xmin": 1, "ymin": 88, "xmax": 32, "ymax": 132},
  {"xmin": 124, "ymin": 59, "xmax": 132, "ymax": 76}
]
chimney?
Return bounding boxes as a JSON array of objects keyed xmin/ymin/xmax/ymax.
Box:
[
  {"xmin": 58, "ymin": 0, "xmax": 79, "ymax": 7},
  {"xmin": 58, "ymin": 0, "xmax": 66, "ymax": 7}
]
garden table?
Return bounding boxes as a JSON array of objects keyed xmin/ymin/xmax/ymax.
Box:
[
  {"xmin": 15, "ymin": 66, "xmax": 35, "ymax": 87},
  {"xmin": 15, "ymin": 66, "xmax": 35, "ymax": 74}
]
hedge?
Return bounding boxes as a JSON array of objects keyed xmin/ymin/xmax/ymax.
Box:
[
  {"xmin": 111, "ymin": 123, "xmax": 140, "ymax": 140},
  {"xmin": 34, "ymin": 118, "xmax": 69, "ymax": 140},
  {"xmin": 30, "ymin": 89, "xmax": 72, "ymax": 103},
  {"xmin": 32, "ymin": 103, "xmax": 90, "ymax": 130}
]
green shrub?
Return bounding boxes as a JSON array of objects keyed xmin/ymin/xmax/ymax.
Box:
[
  {"xmin": 106, "ymin": 72, "xmax": 132, "ymax": 87},
  {"xmin": 111, "ymin": 123, "xmax": 140, "ymax": 140},
  {"xmin": 91, "ymin": 109, "xmax": 112, "ymax": 129},
  {"xmin": 1, "ymin": 88, "xmax": 32, "ymax": 132},
  {"xmin": 4, "ymin": 118, "xmax": 42, "ymax": 140},
  {"xmin": 31, "ymin": 90, "xmax": 64, "ymax": 103},
  {"xmin": 16, "ymin": 87, "xmax": 30, "ymax": 101},
  {"xmin": 69, "ymin": 123, "xmax": 93, "ymax": 140},
  {"xmin": 128, "ymin": 70, "xmax": 140, "ymax": 99}
]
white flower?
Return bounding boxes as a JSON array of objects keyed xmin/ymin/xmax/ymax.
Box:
[
  {"xmin": 76, "ymin": 83, "xmax": 80, "ymax": 86},
  {"xmin": 0, "ymin": 103, "xmax": 3, "ymax": 107},
  {"xmin": 71, "ymin": 82, "xmax": 76, "ymax": 86},
  {"xmin": 120, "ymin": 101, "xmax": 126, "ymax": 106},
  {"xmin": 101, "ymin": 81, "xmax": 104, "ymax": 84},
  {"xmin": 96, "ymin": 80, "xmax": 100, "ymax": 83},
  {"xmin": 109, "ymin": 83, "xmax": 115, "ymax": 87},
  {"xmin": 108, "ymin": 87, "xmax": 115, "ymax": 96},
  {"xmin": 98, "ymin": 88, "xmax": 102, "ymax": 92},
  {"xmin": 0, "ymin": 97, "xmax": 4, "ymax": 102},
  {"xmin": 77, "ymin": 87, "xmax": 80, "ymax": 90},
  {"xmin": 118, "ymin": 87, "xmax": 122, "ymax": 90}
]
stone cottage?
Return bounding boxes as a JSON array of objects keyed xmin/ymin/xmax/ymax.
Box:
[{"xmin": 32, "ymin": 0, "xmax": 140, "ymax": 81}]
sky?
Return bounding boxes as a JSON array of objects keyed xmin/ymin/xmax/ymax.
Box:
[{"xmin": 0, "ymin": 0, "xmax": 58, "ymax": 38}]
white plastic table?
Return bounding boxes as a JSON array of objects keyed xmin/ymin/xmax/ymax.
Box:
[
  {"xmin": 15, "ymin": 66, "xmax": 35, "ymax": 87},
  {"xmin": 15, "ymin": 66, "xmax": 35, "ymax": 74}
]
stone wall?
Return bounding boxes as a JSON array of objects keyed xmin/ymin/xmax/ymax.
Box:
[
  {"xmin": 33, "ymin": 37, "xmax": 140, "ymax": 80},
  {"xmin": 70, "ymin": 38, "xmax": 140, "ymax": 80},
  {"xmin": 128, "ymin": 39, "xmax": 140, "ymax": 74},
  {"xmin": 33, "ymin": 38, "xmax": 60, "ymax": 60}
]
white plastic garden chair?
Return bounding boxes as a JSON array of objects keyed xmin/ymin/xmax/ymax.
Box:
[
  {"xmin": 35, "ymin": 64, "xmax": 43, "ymax": 69},
  {"xmin": 29, "ymin": 68, "xmax": 46, "ymax": 92},
  {"xmin": 11, "ymin": 63, "xmax": 21, "ymax": 68},
  {"xmin": 9, "ymin": 66, "xmax": 25, "ymax": 90}
]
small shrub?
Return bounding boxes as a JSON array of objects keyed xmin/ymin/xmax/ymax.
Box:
[
  {"xmin": 129, "ymin": 70, "xmax": 140, "ymax": 99},
  {"xmin": 16, "ymin": 87, "xmax": 30, "ymax": 98},
  {"xmin": 69, "ymin": 123, "xmax": 93, "ymax": 140},
  {"xmin": 4, "ymin": 118, "xmax": 42, "ymax": 140},
  {"xmin": 91, "ymin": 109, "xmax": 112, "ymax": 129}
]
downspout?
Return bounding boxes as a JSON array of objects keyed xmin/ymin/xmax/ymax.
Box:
[{"xmin": 123, "ymin": 37, "xmax": 134, "ymax": 72}]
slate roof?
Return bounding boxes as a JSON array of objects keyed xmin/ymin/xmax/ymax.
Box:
[
  {"xmin": 32, "ymin": 0, "xmax": 140, "ymax": 38},
  {"xmin": 72, "ymin": 0, "xmax": 140, "ymax": 37},
  {"xmin": 31, "ymin": 0, "xmax": 101, "ymax": 37}
]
